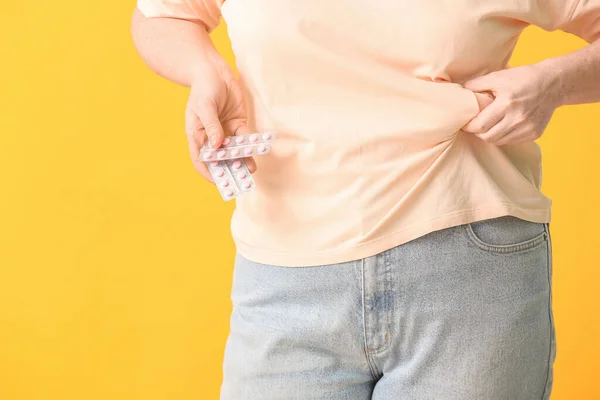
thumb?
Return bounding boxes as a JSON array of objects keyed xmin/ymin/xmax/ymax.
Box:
[
  {"xmin": 463, "ymin": 73, "xmax": 496, "ymax": 93},
  {"xmin": 197, "ymin": 101, "xmax": 225, "ymax": 148},
  {"xmin": 474, "ymin": 92, "xmax": 495, "ymax": 111}
]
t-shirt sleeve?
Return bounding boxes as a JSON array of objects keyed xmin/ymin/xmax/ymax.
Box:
[
  {"xmin": 533, "ymin": 0, "xmax": 600, "ymax": 43},
  {"xmin": 137, "ymin": 0, "xmax": 225, "ymax": 33}
]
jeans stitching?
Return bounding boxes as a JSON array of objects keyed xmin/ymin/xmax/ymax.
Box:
[
  {"xmin": 360, "ymin": 258, "xmax": 380, "ymax": 380},
  {"xmin": 541, "ymin": 222, "xmax": 555, "ymax": 399},
  {"xmin": 366, "ymin": 253, "xmax": 393, "ymax": 355},
  {"xmin": 464, "ymin": 222, "xmax": 548, "ymax": 254}
]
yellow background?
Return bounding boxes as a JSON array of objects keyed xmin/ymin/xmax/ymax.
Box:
[{"xmin": 1, "ymin": 2, "xmax": 599, "ymax": 399}]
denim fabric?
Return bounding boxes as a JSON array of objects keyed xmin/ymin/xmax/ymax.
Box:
[{"xmin": 220, "ymin": 216, "xmax": 555, "ymax": 400}]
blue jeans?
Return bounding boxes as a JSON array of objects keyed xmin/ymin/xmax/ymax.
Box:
[{"xmin": 220, "ymin": 216, "xmax": 555, "ymax": 399}]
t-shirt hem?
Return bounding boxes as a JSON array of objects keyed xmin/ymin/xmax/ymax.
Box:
[{"xmin": 233, "ymin": 203, "xmax": 551, "ymax": 267}]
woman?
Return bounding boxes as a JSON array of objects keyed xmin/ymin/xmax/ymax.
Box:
[{"xmin": 131, "ymin": 1, "xmax": 600, "ymax": 398}]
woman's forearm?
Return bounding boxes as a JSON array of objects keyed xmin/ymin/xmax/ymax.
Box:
[
  {"xmin": 537, "ymin": 38, "xmax": 600, "ymax": 107},
  {"xmin": 130, "ymin": 8, "xmax": 220, "ymax": 87}
]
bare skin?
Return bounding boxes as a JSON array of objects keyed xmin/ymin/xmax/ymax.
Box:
[
  {"xmin": 130, "ymin": 9, "xmax": 255, "ymax": 183},
  {"xmin": 463, "ymin": 38, "xmax": 600, "ymax": 146},
  {"xmin": 131, "ymin": 8, "xmax": 600, "ymax": 182}
]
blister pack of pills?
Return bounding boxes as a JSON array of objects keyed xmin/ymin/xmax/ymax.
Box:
[
  {"xmin": 206, "ymin": 159, "xmax": 254, "ymax": 201},
  {"xmin": 198, "ymin": 131, "xmax": 276, "ymax": 162},
  {"xmin": 203, "ymin": 131, "xmax": 276, "ymax": 201}
]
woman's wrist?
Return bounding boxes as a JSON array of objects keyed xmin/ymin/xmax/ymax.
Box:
[
  {"xmin": 189, "ymin": 53, "xmax": 233, "ymax": 90},
  {"xmin": 533, "ymin": 58, "xmax": 565, "ymax": 108},
  {"xmin": 187, "ymin": 29, "xmax": 222, "ymax": 86},
  {"xmin": 533, "ymin": 39, "xmax": 600, "ymax": 107}
]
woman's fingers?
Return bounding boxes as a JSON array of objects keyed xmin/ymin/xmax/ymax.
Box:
[
  {"xmin": 474, "ymin": 92, "xmax": 495, "ymax": 111},
  {"xmin": 186, "ymin": 109, "xmax": 260, "ymax": 181},
  {"xmin": 196, "ymin": 100, "xmax": 226, "ymax": 148},
  {"xmin": 472, "ymin": 115, "xmax": 511, "ymax": 143},
  {"xmin": 223, "ymin": 119, "xmax": 258, "ymax": 174},
  {"xmin": 194, "ymin": 160, "xmax": 214, "ymax": 183},
  {"xmin": 244, "ymin": 157, "xmax": 257, "ymax": 173},
  {"xmin": 462, "ymin": 94, "xmax": 505, "ymax": 134},
  {"xmin": 226, "ymin": 120, "xmax": 251, "ymax": 137},
  {"xmin": 188, "ymin": 144, "xmax": 214, "ymax": 182},
  {"xmin": 185, "ymin": 107, "xmax": 214, "ymax": 182},
  {"xmin": 460, "ymin": 92, "xmax": 494, "ymax": 132}
]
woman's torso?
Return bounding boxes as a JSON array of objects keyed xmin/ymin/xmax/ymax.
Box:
[{"xmin": 219, "ymin": 0, "xmax": 569, "ymax": 266}]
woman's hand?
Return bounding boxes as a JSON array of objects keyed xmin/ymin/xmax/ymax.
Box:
[
  {"xmin": 461, "ymin": 64, "xmax": 561, "ymax": 146},
  {"xmin": 130, "ymin": 10, "xmax": 256, "ymax": 182},
  {"xmin": 185, "ymin": 56, "xmax": 257, "ymax": 182}
]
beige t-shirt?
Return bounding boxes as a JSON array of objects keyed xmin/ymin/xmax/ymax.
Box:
[{"xmin": 138, "ymin": 0, "xmax": 600, "ymax": 266}]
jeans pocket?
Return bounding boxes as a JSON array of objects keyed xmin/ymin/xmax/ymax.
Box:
[{"xmin": 464, "ymin": 215, "xmax": 548, "ymax": 254}]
